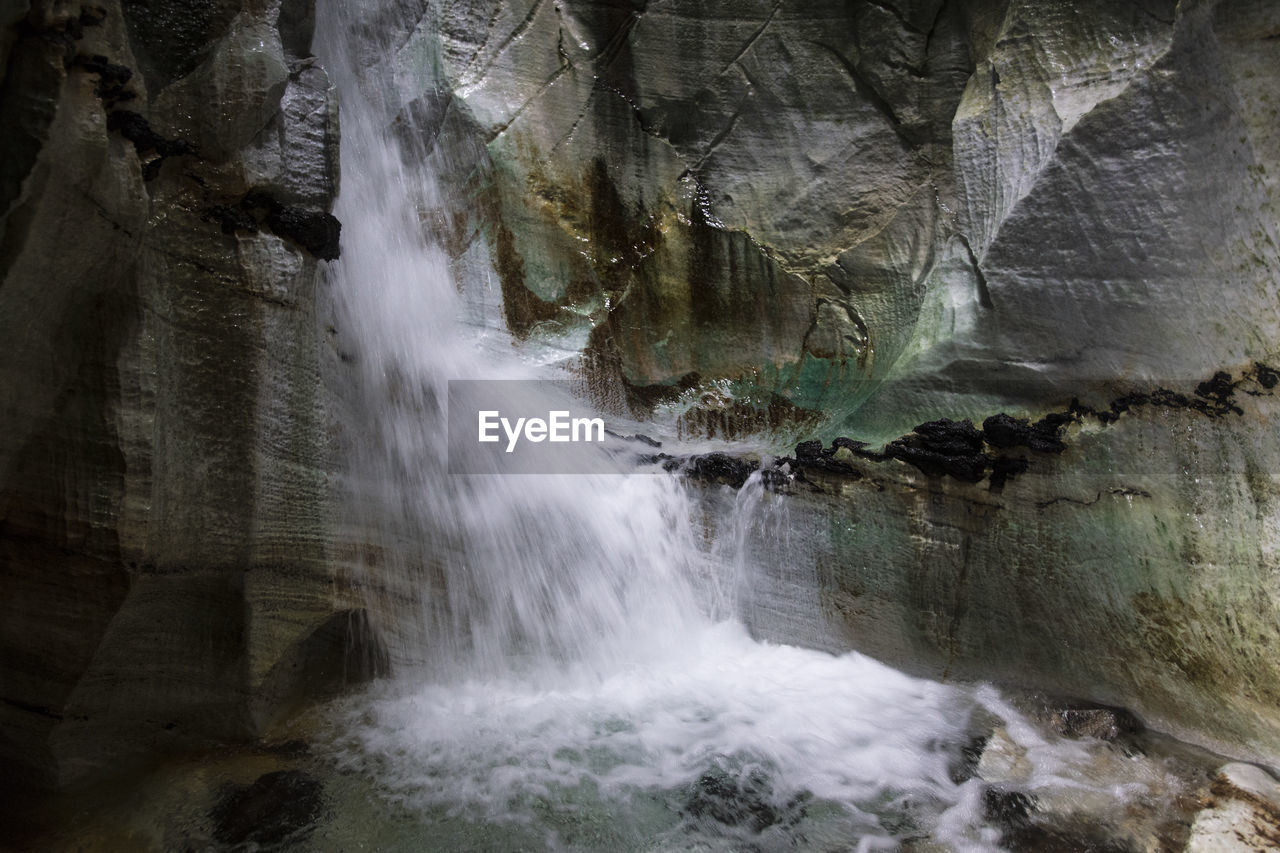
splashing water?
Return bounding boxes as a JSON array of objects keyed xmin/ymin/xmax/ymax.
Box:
[
  {"xmin": 309, "ymin": 3, "xmax": 1181, "ymax": 851},
  {"xmin": 317, "ymin": 622, "xmax": 1004, "ymax": 852}
]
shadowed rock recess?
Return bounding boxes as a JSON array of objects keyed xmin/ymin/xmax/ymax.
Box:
[
  {"xmin": 0, "ymin": 0, "xmax": 377, "ymax": 789},
  {"xmin": 4, "ymin": 0, "xmax": 1280, "ymax": 795}
]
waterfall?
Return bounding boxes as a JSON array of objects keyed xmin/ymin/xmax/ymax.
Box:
[
  {"xmin": 316, "ymin": 0, "xmax": 710, "ymax": 680},
  {"xmin": 303, "ymin": 4, "xmax": 1169, "ymax": 851}
]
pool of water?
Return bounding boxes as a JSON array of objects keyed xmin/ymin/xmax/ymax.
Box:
[{"xmin": 292, "ymin": 621, "xmax": 1192, "ymax": 853}]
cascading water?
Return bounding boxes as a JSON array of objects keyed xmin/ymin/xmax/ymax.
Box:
[
  {"xmin": 307, "ymin": 3, "xmax": 1187, "ymax": 851},
  {"xmin": 317, "ymin": 0, "xmax": 707, "ymax": 681}
]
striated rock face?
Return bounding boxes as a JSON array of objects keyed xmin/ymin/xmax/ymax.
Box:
[
  {"xmin": 393, "ymin": 0, "xmax": 1279, "ymax": 432},
  {"xmin": 0, "ymin": 0, "xmax": 373, "ymax": 788},
  {"xmin": 396, "ymin": 0, "xmax": 1280, "ymax": 761},
  {"xmin": 683, "ymin": 365, "xmax": 1280, "ymax": 763}
]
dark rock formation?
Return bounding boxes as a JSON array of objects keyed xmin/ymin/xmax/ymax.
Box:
[
  {"xmin": 982, "ymin": 413, "xmax": 1066, "ymax": 454},
  {"xmin": 1041, "ymin": 702, "xmax": 1143, "ymax": 743},
  {"xmin": 684, "ymin": 765, "xmax": 808, "ymax": 834},
  {"xmin": 670, "ymin": 452, "xmax": 760, "ymax": 489},
  {"xmin": 229, "ymin": 189, "xmax": 343, "ymax": 260},
  {"xmin": 982, "ymin": 786, "xmax": 1036, "ymax": 830},
  {"xmin": 211, "ymin": 769, "xmax": 325, "ymax": 847},
  {"xmin": 886, "ymin": 418, "xmax": 991, "ymax": 483}
]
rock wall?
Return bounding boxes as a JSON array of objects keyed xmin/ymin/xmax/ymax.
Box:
[
  {"xmin": 698, "ymin": 368, "xmax": 1280, "ymax": 764},
  {"xmin": 4, "ymin": 0, "xmax": 1279, "ymax": 788},
  {"xmin": 0, "ymin": 0, "xmax": 373, "ymax": 788},
  {"xmin": 398, "ymin": 0, "xmax": 1278, "ymax": 431},
  {"xmin": 400, "ymin": 0, "xmax": 1280, "ymax": 761}
]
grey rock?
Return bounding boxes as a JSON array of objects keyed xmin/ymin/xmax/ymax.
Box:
[
  {"xmin": 0, "ymin": 0, "xmax": 360, "ymax": 789},
  {"xmin": 398, "ymin": 0, "xmax": 1280, "ymax": 766},
  {"xmin": 149, "ymin": 11, "xmax": 291, "ymax": 161},
  {"xmin": 243, "ymin": 61, "xmax": 339, "ymax": 208}
]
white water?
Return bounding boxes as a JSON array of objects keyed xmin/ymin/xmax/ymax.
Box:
[
  {"xmin": 317, "ymin": 0, "xmax": 708, "ymax": 678},
  {"xmin": 311, "ymin": 4, "xmax": 1171, "ymax": 851},
  {"xmin": 318, "ymin": 621, "xmax": 1004, "ymax": 852}
]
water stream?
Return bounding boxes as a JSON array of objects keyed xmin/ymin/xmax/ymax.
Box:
[{"xmin": 307, "ymin": 3, "xmax": 1188, "ymax": 851}]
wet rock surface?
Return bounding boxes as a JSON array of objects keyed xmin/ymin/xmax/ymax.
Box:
[
  {"xmin": 1047, "ymin": 705, "xmax": 1143, "ymax": 743},
  {"xmin": 392, "ymin": 0, "xmax": 1280, "ymax": 779},
  {"xmin": 387, "ymin": 0, "xmax": 1280, "ymax": 441},
  {"xmin": 670, "ymin": 363, "xmax": 1272, "ymax": 495},
  {"xmin": 1187, "ymin": 763, "xmax": 1280, "ymax": 851},
  {"xmin": 226, "ymin": 189, "xmax": 343, "ymax": 260},
  {"xmin": 210, "ymin": 769, "xmax": 325, "ymax": 847},
  {"xmin": 3, "ymin": 0, "xmax": 1280, "ymax": 827},
  {"xmin": 683, "ymin": 765, "xmax": 809, "ymax": 835},
  {"xmin": 672, "ymin": 362, "xmax": 1280, "ymax": 764},
  {"xmin": 670, "ymin": 452, "xmax": 761, "ymax": 489},
  {"xmin": 957, "ymin": 698, "xmax": 1250, "ymax": 853},
  {"xmin": 0, "ymin": 0, "xmax": 358, "ymax": 790}
]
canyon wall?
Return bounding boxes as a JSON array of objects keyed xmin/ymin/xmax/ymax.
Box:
[
  {"xmin": 3, "ymin": 0, "xmax": 1280, "ymax": 786},
  {"xmin": 399, "ymin": 0, "xmax": 1279, "ymax": 435},
  {"xmin": 398, "ymin": 0, "xmax": 1280, "ymax": 761},
  {"xmin": 0, "ymin": 0, "xmax": 374, "ymax": 788}
]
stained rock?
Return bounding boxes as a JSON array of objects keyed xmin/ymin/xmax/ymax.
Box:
[
  {"xmin": 106, "ymin": 109, "xmax": 192, "ymax": 158},
  {"xmin": 71, "ymin": 54, "xmax": 135, "ymax": 104},
  {"xmin": 1187, "ymin": 763, "xmax": 1280, "ymax": 852},
  {"xmin": 989, "ymin": 456, "xmax": 1030, "ymax": 491},
  {"xmin": 264, "ymin": 206, "xmax": 341, "ymax": 261},
  {"xmin": 794, "ymin": 439, "xmax": 824, "ymax": 461},
  {"xmin": 1194, "ymin": 371, "xmax": 1243, "ymax": 416},
  {"xmin": 674, "ymin": 452, "xmax": 759, "ymax": 489},
  {"xmin": 886, "ymin": 418, "xmax": 990, "ymax": 482},
  {"xmin": 982, "ymin": 413, "xmax": 1066, "ymax": 453},
  {"xmin": 239, "ymin": 190, "xmax": 342, "ymax": 260},
  {"xmin": 789, "ymin": 438, "xmax": 857, "ymax": 476},
  {"xmin": 1252, "ymin": 363, "xmax": 1279, "ymax": 390}
]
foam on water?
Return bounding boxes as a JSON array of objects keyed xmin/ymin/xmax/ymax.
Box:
[{"xmin": 322, "ymin": 621, "xmax": 1003, "ymax": 851}]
